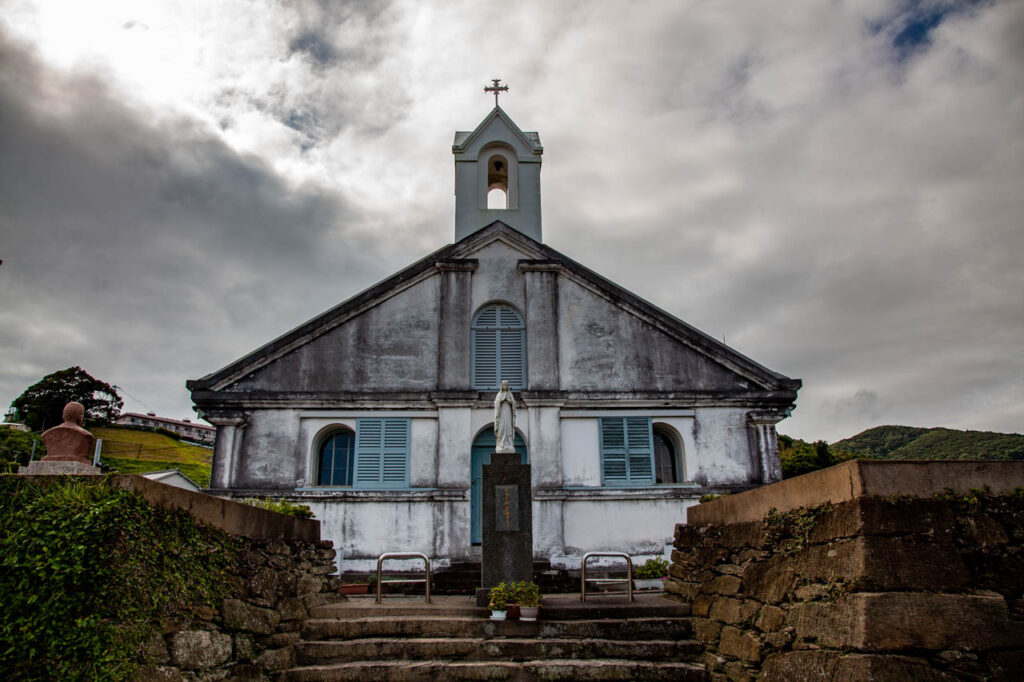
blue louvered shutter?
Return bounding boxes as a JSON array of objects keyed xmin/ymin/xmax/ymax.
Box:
[
  {"xmin": 473, "ymin": 329, "xmax": 498, "ymax": 389},
  {"xmin": 472, "ymin": 304, "xmax": 525, "ymax": 390},
  {"xmin": 354, "ymin": 418, "xmax": 409, "ymax": 489},
  {"xmin": 600, "ymin": 417, "xmax": 654, "ymax": 485},
  {"xmin": 498, "ymin": 329, "xmax": 525, "ymax": 388}
]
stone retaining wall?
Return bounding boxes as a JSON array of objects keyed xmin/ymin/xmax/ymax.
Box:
[
  {"xmin": 110, "ymin": 475, "xmax": 345, "ymax": 681},
  {"xmin": 667, "ymin": 463, "xmax": 1024, "ymax": 681}
]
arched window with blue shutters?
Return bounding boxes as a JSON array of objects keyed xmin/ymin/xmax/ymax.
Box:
[
  {"xmin": 471, "ymin": 304, "xmax": 526, "ymax": 390},
  {"xmin": 353, "ymin": 417, "xmax": 410, "ymax": 489},
  {"xmin": 317, "ymin": 428, "xmax": 355, "ymax": 486},
  {"xmin": 599, "ymin": 417, "xmax": 654, "ymax": 485}
]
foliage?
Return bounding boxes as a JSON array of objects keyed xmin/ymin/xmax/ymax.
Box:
[
  {"xmin": 698, "ymin": 494, "xmax": 721, "ymax": 504},
  {"xmin": 832, "ymin": 425, "xmax": 1024, "ymax": 461},
  {"xmin": 154, "ymin": 427, "xmax": 182, "ymax": 441},
  {"xmin": 93, "ymin": 426, "xmax": 212, "ymax": 487},
  {"xmin": 0, "ymin": 429, "xmax": 45, "ymax": 468},
  {"xmin": 634, "ymin": 557, "xmax": 669, "ymax": 579},
  {"xmin": 101, "ymin": 458, "xmax": 212, "ymax": 488},
  {"xmin": 239, "ymin": 497, "xmax": 314, "ymax": 519},
  {"xmin": 12, "ymin": 367, "xmax": 123, "ymax": 431},
  {"xmin": 487, "ymin": 582, "xmax": 509, "ymax": 611},
  {"xmin": 762, "ymin": 503, "xmax": 833, "ymax": 555},
  {"xmin": 778, "ymin": 435, "xmax": 862, "ymax": 479},
  {"xmin": 502, "ymin": 580, "xmax": 541, "ymax": 607},
  {"xmin": 0, "ymin": 475, "xmax": 238, "ymax": 681}
]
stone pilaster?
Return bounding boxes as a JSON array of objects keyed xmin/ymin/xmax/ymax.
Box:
[
  {"xmin": 436, "ymin": 259, "xmax": 478, "ymax": 390},
  {"xmin": 518, "ymin": 261, "xmax": 561, "ymax": 391},
  {"xmin": 208, "ymin": 415, "xmax": 246, "ymax": 489}
]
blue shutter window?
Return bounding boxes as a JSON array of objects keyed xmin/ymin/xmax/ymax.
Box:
[
  {"xmin": 600, "ymin": 417, "xmax": 654, "ymax": 486},
  {"xmin": 354, "ymin": 418, "xmax": 410, "ymax": 489},
  {"xmin": 318, "ymin": 429, "xmax": 355, "ymax": 486},
  {"xmin": 471, "ymin": 304, "xmax": 526, "ymax": 390}
]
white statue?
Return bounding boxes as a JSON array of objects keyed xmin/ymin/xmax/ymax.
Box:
[{"xmin": 493, "ymin": 380, "xmax": 517, "ymax": 453}]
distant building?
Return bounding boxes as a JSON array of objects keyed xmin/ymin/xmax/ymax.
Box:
[
  {"xmin": 117, "ymin": 412, "xmax": 215, "ymax": 446},
  {"xmin": 2, "ymin": 408, "xmax": 29, "ymax": 432}
]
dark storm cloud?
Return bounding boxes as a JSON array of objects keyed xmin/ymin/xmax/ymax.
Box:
[{"xmin": 0, "ymin": 29, "xmax": 382, "ymax": 418}]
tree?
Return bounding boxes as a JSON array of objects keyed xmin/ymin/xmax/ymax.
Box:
[
  {"xmin": 0, "ymin": 428, "xmax": 45, "ymax": 468},
  {"xmin": 11, "ymin": 367, "xmax": 123, "ymax": 431},
  {"xmin": 778, "ymin": 435, "xmax": 836, "ymax": 479}
]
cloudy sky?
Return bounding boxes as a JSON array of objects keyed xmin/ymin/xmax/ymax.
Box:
[{"xmin": 1, "ymin": 0, "xmax": 1021, "ymax": 442}]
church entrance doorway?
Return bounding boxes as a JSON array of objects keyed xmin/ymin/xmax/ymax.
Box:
[{"xmin": 470, "ymin": 428, "xmax": 527, "ymax": 545}]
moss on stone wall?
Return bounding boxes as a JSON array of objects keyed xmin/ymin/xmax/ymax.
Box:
[{"xmin": 0, "ymin": 475, "xmax": 239, "ymax": 681}]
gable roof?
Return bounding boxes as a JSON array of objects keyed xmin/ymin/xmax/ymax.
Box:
[
  {"xmin": 188, "ymin": 222, "xmax": 799, "ymax": 395},
  {"xmin": 452, "ymin": 106, "xmax": 543, "ymax": 158}
]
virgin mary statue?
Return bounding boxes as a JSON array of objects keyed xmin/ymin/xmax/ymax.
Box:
[{"xmin": 493, "ymin": 380, "xmax": 517, "ymax": 453}]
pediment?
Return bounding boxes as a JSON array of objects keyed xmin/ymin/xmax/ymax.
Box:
[
  {"xmin": 452, "ymin": 107, "xmax": 543, "ymax": 161},
  {"xmin": 187, "ymin": 221, "xmax": 799, "ymax": 398}
]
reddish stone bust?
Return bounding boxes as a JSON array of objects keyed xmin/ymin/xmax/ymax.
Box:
[{"xmin": 41, "ymin": 402, "xmax": 95, "ymax": 464}]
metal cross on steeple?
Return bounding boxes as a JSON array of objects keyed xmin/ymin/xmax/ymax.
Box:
[{"xmin": 484, "ymin": 78, "xmax": 509, "ymax": 107}]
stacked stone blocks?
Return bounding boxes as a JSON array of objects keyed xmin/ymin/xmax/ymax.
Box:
[
  {"xmin": 140, "ymin": 537, "xmax": 342, "ymax": 681},
  {"xmin": 667, "ymin": 490, "xmax": 1024, "ymax": 681}
]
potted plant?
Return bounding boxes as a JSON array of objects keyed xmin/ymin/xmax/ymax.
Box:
[
  {"xmin": 488, "ymin": 582, "xmax": 508, "ymax": 620},
  {"xmin": 633, "ymin": 557, "xmax": 669, "ymax": 590},
  {"xmin": 517, "ymin": 581, "xmax": 541, "ymax": 621}
]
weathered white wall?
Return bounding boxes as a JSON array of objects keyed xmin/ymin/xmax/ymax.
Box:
[{"xmin": 559, "ymin": 497, "xmax": 699, "ymax": 564}]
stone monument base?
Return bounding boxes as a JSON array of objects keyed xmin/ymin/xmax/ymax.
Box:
[{"xmin": 19, "ymin": 460, "xmax": 101, "ymax": 475}]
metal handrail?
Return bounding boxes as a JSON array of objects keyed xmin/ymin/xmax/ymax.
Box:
[
  {"xmin": 375, "ymin": 552, "xmax": 431, "ymax": 604},
  {"xmin": 580, "ymin": 551, "xmax": 633, "ymax": 602}
]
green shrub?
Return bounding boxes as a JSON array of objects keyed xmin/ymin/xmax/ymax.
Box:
[
  {"xmin": 154, "ymin": 427, "xmax": 181, "ymax": 441},
  {"xmin": 487, "ymin": 582, "xmax": 508, "ymax": 610},
  {"xmin": 238, "ymin": 497, "xmax": 314, "ymax": 519},
  {"xmin": 634, "ymin": 557, "xmax": 669, "ymax": 579},
  {"xmin": 0, "ymin": 475, "xmax": 238, "ymax": 681}
]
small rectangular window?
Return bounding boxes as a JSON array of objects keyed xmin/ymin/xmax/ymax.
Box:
[
  {"xmin": 599, "ymin": 417, "xmax": 654, "ymax": 486},
  {"xmin": 354, "ymin": 418, "xmax": 410, "ymax": 489}
]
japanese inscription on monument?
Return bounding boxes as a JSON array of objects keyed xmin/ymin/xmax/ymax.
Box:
[{"xmin": 495, "ymin": 484, "xmax": 519, "ymax": 531}]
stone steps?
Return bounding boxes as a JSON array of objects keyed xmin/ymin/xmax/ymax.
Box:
[
  {"xmin": 302, "ymin": 615, "xmax": 694, "ymax": 641},
  {"xmin": 282, "ymin": 659, "xmax": 707, "ymax": 681},
  {"xmin": 296, "ymin": 636, "xmax": 703, "ymax": 664},
  {"xmin": 285, "ymin": 595, "xmax": 703, "ymax": 681}
]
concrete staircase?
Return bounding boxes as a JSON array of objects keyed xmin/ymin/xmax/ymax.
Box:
[{"xmin": 282, "ymin": 594, "xmax": 706, "ymax": 681}]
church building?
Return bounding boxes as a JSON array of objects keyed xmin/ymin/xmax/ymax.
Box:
[{"xmin": 187, "ymin": 103, "xmax": 801, "ymax": 572}]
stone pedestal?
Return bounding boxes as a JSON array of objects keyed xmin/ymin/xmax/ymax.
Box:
[
  {"xmin": 19, "ymin": 460, "xmax": 101, "ymax": 475},
  {"xmin": 477, "ymin": 452, "xmax": 532, "ymax": 606}
]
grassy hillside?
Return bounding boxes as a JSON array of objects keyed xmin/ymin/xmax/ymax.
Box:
[
  {"xmin": 94, "ymin": 426, "xmax": 213, "ymax": 487},
  {"xmin": 832, "ymin": 425, "xmax": 1024, "ymax": 461}
]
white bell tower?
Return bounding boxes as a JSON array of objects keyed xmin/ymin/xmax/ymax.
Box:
[{"xmin": 452, "ymin": 81, "xmax": 543, "ymax": 242}]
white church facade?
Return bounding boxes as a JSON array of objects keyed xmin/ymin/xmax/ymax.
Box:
[{"xmin": 187, "ymin": 106, "xmax": 800, "ymax": 572}]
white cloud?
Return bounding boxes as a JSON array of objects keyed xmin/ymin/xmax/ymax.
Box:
[{"xmin": 1, "ymin": 1, "xmax": 1021, "ymax": 441}]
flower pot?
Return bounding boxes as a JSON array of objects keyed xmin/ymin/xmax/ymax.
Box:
[
  {"xmin": 506, "ymin": 604, "xmax": 520, "ymax": 620},
  {"xmin": 633, "ymin": 579, "xmax": 664, "ymax": 591},
  {"xmin": 519, "ymin": 606, "xmax": 539, "ymax": 621},
  {"xmin": 489, "ymin": 610, "xmax": 507, "ymax": 621},
  {"xmin": 339, "ymin": 583, "xmax": 369, "ymax": 595}
]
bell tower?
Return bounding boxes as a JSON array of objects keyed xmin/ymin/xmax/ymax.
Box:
[{"xmin": 452, "ymin": 81, "xmax": 543, "ymax": 242}]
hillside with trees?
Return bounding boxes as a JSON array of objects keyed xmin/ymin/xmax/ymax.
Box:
[
  {"xmin": 832, "ymin": 425, "xmax": 1024, "ymax": 461},
  {"xmin": 779, "ymin": 425, "xmax": 1024, "ymax": 479}
]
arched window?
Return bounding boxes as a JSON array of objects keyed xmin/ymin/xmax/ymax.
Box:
[
  {"xmin": 472, "ymin": 303, "xmax": 526, "ymax": 390},
  {"xmin": 653, "ymin": 425, "xmax": 683, "ymax": 484},
  {"xmin": 317, "ymin": 428, "xmax": 355, "ymax": 486},
  {"xmin": 487, "ymin": 154, "xmax": 509, "ymax": 209}
]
